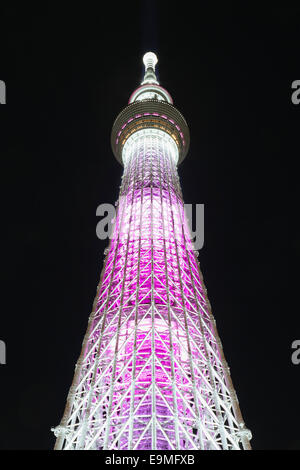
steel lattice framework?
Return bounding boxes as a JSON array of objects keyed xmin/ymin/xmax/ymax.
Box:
[{"xmin": 52, "ymin": 53, "xmax": 252, "ymax": 450}]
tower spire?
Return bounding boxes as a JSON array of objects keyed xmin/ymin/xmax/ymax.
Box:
[{"xmin": 141, "ymin": 51, "xmax": 159, "ymax": 85}]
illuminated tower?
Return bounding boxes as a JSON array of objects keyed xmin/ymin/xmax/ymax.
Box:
[{"xmin": 52, "ymin": 52, "xmax": 252, "ymax": 450}]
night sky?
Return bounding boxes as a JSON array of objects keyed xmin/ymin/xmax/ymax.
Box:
[{"xmin": 0, "ymin": 2, "xmax": 298, "ymax": 450}]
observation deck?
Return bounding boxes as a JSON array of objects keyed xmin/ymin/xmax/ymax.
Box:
[{"xmin": 111, "ymin": 52, "xmax": 190, "ymax": 165}]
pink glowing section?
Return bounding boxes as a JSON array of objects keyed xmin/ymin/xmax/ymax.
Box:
[
  {"xmin": 83, "ymin": 131, "xmax": 219, "ymax": 450},
  {"xmin": 54, "ymin": 129, "xmax": 245, "ymax": 451},
  {"xmin": 109, "ymin": 192, "xmax": 194, "ymax": 307},
  {"xmin": 103, "ymin": 318, "xmax": 191, "ymax": 450}
]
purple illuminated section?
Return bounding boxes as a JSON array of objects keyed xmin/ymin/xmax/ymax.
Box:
[
  {"xmin": 54, "ymin": 128, "xmax": 249, "ymax": 451},
  {"xmin": 77, "ymin": 133, "xmax": 228, "ymax": 450}
]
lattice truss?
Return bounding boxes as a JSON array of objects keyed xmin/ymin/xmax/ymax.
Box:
[{"xmin": 53, "ymin": 130, "xmax": 251, "ymax": 450}]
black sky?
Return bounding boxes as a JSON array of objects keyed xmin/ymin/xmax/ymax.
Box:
[{"xmin": 0, "ymin": 2, "xmax": 298, "ymax": 450}]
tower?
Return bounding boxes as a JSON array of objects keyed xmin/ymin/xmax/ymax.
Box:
[{"xmin": 52, "ymin": 52, "xmax": 252, "ymax": 450}]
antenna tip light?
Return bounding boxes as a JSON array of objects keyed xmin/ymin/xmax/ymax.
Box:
[{"xmin": 143, "ymin": 52, "xmax": 158, "ymax": 70}]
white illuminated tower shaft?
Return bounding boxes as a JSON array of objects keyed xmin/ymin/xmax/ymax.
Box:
[{"xmin": 52, "ymin": 53, "xmax": 252, "ymax": 450}]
